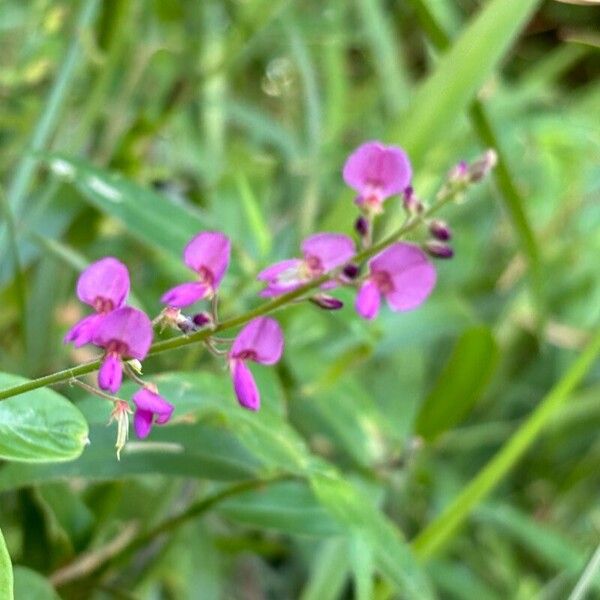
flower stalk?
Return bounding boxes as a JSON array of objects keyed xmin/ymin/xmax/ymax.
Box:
[{"xmin": 0, "ymin": 190, "xmax": 455, "ymax": 403}]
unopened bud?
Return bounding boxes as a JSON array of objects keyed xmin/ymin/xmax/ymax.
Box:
[
  {"xmin": 403, "ymin": 186, "xmax": 423, "ymax": 215},
  {"xmin": 354, "ymin": 216, "xmax": 369, "ymax": 237},
  {"xmin": 448, "ymin": 160, "xmax": 469, "ymax": 183},
  {"xmin": 425, "ymin": 240, "xmax": 454, "ymax": 259},
  {"xmin": 310, "ymin": 294, "xmax": 344, "ymax": 310},
  {"xmin": 429, "ymin": 219, "xmax": 452, "ymax": 241},
  {"xmin": 469, "ymin": 149, "xmax": 497, "ymax": 182},
  {"xmin": 342, "ymin": 263, "xmax": 360, "ymax": 280},
  {"xmin": 192, "ymin": 312, "xmax": 212, "ymax": 328}
]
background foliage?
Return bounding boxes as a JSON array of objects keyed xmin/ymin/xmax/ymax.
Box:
[{"xmin": 1, "ymin": 0, "xmax": 600, "ymax": 598}]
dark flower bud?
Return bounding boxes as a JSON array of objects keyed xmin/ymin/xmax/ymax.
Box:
[
  {"xmin": 192, "ymin": 312, "xmax": 212, "ymax": 327},
  {"xmin": 310, "ymin": 294, "xmax": 344, "ymax": 310},
  {"xmin": 354, "ymin": 216, "xmax": 370, "ymax": 237},
  {"xmin": 429, "ymin": 219, "xmax": 452, "ymax": 241},
  {"xmin": 403, "ymin": 186, "xmax": 423, "ymax": 215},
  {"xmin": 342, "ymin": 263, "xmax": 360, "ymax": 280},
  {"xmin": 425, "ymin": 240, "xmax": 454, "ymax": 259}
]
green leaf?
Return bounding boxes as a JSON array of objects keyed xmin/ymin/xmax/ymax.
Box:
[
  {"xmin": 0, "ymin": 422, "xmax": 261, "ymax": 491},
  {"xmin": 0, "ymin": 527, "xmax": 13, "ymax": 600},
  {"xmin": 394, "ymin": 0, "xmax": 542, "ymax": 163},
  {"xmin": 350, "ymin": 533, "xmax": 375, "ymax": 600},
  {"xmin": 310, "ymin": 472, "xmax": 434, "ymax": 599},
  {"xmin": 416, "ymin": 326, "xmax": 499, "ymax": 441},
  {"xmin": 0, "ymin": 373, "xmax": 88, "ymax": 463},
  {"xmin": 412, "ymin": 329, "xmax": 600, "ymax": 560},
  {"xmin": 219, "ymin": 480, "xmax": 342, "ymax": 536},
  {"xmin": 300, "ymin": 538, "xmax": 350, "ymax": 600},
  {"xmin": 13, "ymin": 567, "xmax": 60, "ymax": 600},
  {"xmin": 43, "ymin": 154, "xmax": 210, "ymax": 259}
]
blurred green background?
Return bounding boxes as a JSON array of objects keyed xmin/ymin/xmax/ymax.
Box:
[{"xmin": 1, "ymin": 0, "xmax": 600, "ymax": 598}]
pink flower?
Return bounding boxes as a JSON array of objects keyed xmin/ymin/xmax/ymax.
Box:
[
  {"xmin": 161, "ymin": 231, "xmax": 231, "ymax": 308},
  {"xmin": 257, "ymin": 233, "xmax": 355, "ymax": 298},
  {"xmin": 343, "ymin": 141, "xmax": 412, "ymax": 212},
  {"xmin": 64, "ymin": 257, "xmax": 130, "ymax": 347},
  {"xmin": 356, "ymin": 243, "xmax": 436, "ymax": 320},
  {"xmin": 229, "ymin": 317, "xmax": 284, "ymax": 411},
  {"xmin": 93, "ymin": 307, "xmax": 153, "ymax": 393},
  {"xmin": 132, "ymin": 387, "xmax": 174, "ymax": 438}
]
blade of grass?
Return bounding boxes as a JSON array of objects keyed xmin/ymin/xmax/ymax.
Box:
[
  {"xmin": 408, "ymin": 0, "xmax": 545, "ymax": 323},
  {"xmin": 3, "ymin": 0, "xmax": 100, "ymax": 220},
  {"xmin": 412, "ymin": 328, "xmax": 600, "ymax": 559},
  {"xmin": 394, "ymin": 0, "xmax": 542, "ymax": 164},
  {"xmin": 354, "ymin": 0, "xmax": 411, "ymax": 114},
  {"xmin": 0, "ymin": 187, "xmax": 27, "ymax": 343},
  {"xmin": 568, "ymin": 544, "xmax": 600, "ymax": 600}
]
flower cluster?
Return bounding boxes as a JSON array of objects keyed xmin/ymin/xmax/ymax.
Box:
[{"xmin": 64, "ymin": 140, "xmax": 495, "ymax": 456}]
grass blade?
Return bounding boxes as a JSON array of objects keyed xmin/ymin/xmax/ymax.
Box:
[
  {"xmin": 412, "ymin": 328, "xmax": 600, "ymax": 559},
  {"xmin": 394, "ymin": 0, "xmax": 542, "ymax": 164}
]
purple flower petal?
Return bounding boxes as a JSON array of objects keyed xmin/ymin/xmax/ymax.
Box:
[
  {"xmin": 76, "ymin": 257, "xmax": 130, "ymax": 310},
  {"xmin": 231, "ymin": 359, "xmax": 260, "ymax": 411},
  {"xmin": 161, "ymin": 282, "xmax": 210, "ymax": 308},
  {"xmin": 98, "ymin": 353, "xmax": 123, "ymax": 393},
  {"xmin": 355, "ymin": 280, "xmax": 381, "ymax": 320},
  {"xmin": 301, "ymin": 233, "xmax": 355, "ymax": 272},
  {"xmin": 133, "ymin": 410, "xmax": 153, "ymax": 439},
  {"xmin": 342, "ymin": 141, "xmax": 412, "ymax": 199},
  {"xmin": 370, "ymin": 243, "xmax": 436, "ymax": 312},
  {"xmin": 230, "ymin": 317, "xmax": 284, "ymax": 365},
  {"xmin": 183, "ymin": 231, "xmax": 231, "ymax": 287},
  {"xmin": 257, "ymin": 259, "xmax": 303, "ymax": 283},
  {"xmin": 93, "ymin": 307, "xmax": 153, "ymax": 359},
  {"xmin": 132, "ymin": 388, "xmax": 174, "ymax": 438},
  {"xmin": 64, "ymin": 314, "xmax": 102, "ymax": 347}
]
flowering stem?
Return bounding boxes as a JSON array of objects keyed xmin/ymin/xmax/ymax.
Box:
[{"xmin": 0, "ymin": 197, "xmax": 450, "ymax": 402}]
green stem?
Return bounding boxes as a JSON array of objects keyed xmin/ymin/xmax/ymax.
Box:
[
  {"xmin": 0, "ymin": 197, "xmax": 452, "ymax": 402},
  {"xmin": 411, "ymin": 328, "xmax": 600, "ymax": 559},
  {"xmin": 53, "ymin": 475, "xmax": 293, "ymax": 587}
]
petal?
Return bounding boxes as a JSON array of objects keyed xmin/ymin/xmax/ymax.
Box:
[
  {"xmin": 93, "ymin": 307, "xmax": 153, "ymax": 359},
  {"xmin": 183, "ymin": 231, "xmax": 231, "ymax": 287},
  {"xmin": 301, "ymin": 233, "xmax": 355, "ymax": 271},
  {"xmin": 64, "ymin": 314, "xmax": 102, "ymax": 347},
  {"xmin": 257, "ymin": 259, "xmax": 303, "ymax": 282},
  {"xmin": 98, "ymin": 354, "xmax": 123, "ymax": 394},
  {"xmin": 133, "ymin": 409, "xmax": 153, "ymax": 439},
  {"xmin": 355, "ymin": 280, "xmax": 381, "ymax": 320},
  {"xmin": 231, "ymin": 359, "xmax": 260, "ymax": 411},
  {"xmin": 76, "ymin": 257, "xmax": 130, "ymax": 309},
  {"xmin": 230, "ymin": 317, "xmax": 284, "ymax": 365},
  {"xmin": 370, "ymin": 243, "xmax": 437, "ymax": 312},
  {"xmin": 132, "ymin": 388, "xmax": 174, "ymax": 422},
  {"xmin": 161, "ymin": 282, "xmax": 210, "ymax": 308},
  {"xmin": 342, "ymin": 141, "xmax": 412, "ymax": 198}
]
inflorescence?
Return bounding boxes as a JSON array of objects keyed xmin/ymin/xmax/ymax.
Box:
[{"xmin": 63, "ymin": 141, "xmax": 496, "ymax": 457}]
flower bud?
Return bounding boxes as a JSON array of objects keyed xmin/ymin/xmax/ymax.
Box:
[
  {"xmin": 354, "ymin": 216, "xmax": 370, "ymax": 238},
  {"xmin": 468, "ymin": 149, "xmax": 497, "ymax": 182},
  {"xmin": 448, "ymin": 160, "xmax": 469, "ymax": 183},
  {"xmin": 402, "ymin": 186, "xmax": 423, "ymax": 215},
  {"xmin": 310, "ymin": 294, "xmax": 344, "ymax": 310},
  {"xmin": 425, "ymin": 240, "xmax": 454, "ymax": 259},
  {"xmin": 429, "ymin": 219, "xmax": 452, "ymax": 241},
  {"xmin": 192, "ymin": 312, "xmax": 212, "ymax": 328},
  {"xmin": 342, "ymin": 263, "xmax": 360, "ymax": 280}
]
